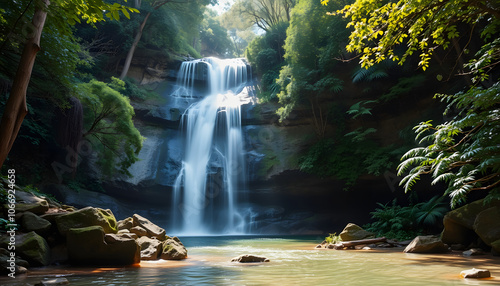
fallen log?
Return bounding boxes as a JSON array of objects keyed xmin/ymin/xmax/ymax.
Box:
[{"xmin": 334, "ymin": 237, "xmax": 387, "ymax": 250}]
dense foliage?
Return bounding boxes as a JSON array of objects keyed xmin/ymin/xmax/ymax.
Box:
[
  {"xmin": 77, "ymin": 78, "xmax": 144, "ymax": 177},
  {"xmin": 364, "ymin": 196, "xmax": 448, "ymax": 240},
  {"xmin": 276, "ymin": 0, "xmax": 348, "ymax": 124},
  {"xmin": 200, "ymin": 9, "xmax": 235, "ymax": 57},
  {"xmin": 246, "ymin": 22, "xmax": 288, "ymax": 102},
  {"xmin": 317, "ymin": 0, "xmax": 500, "ymax": 206},
  {"xmin": 398, "ymin": 83, "xmax": 500, "ymax": 207}
]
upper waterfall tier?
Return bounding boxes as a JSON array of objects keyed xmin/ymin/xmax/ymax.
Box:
[{"xmin": 171, "ymin": 57, "xmax": 251, "ymax": 98}]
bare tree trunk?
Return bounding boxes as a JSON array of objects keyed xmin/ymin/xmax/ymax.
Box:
[
  {"xmin": 0, "ymin": 0, "xmax": 49, "ymax": 168},
  {"xmin": 119, "ymin": 0, "xmax": 174, "ymax": 79},
  {"xmin": 119, "ymin": 12, "xmax": 151, "ymax": 80}
]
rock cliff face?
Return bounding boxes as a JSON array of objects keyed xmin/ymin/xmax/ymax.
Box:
[{"xmin": 72, "ymin": 57, "xmax": 444, "ymax": 235}]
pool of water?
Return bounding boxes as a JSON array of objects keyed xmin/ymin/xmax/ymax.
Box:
[{"xmin": 2, "ymin": 236, "xmax": 499, "ymax": 285}]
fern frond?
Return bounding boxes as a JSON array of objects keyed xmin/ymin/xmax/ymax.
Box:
[
  {"xmin": 400, "ymin": 147, "xmax": 426, "ymax": 160},
  {"xmin": 400, "ymin": 169, "xmax": 423, "ymax": 191},
  {"xmin": 431, "ymin": 172, "xmax": 455, "ymax": 185},
  {"xmin": 368, "ymin": 70, "xmax": 389, "ymax": 81}
]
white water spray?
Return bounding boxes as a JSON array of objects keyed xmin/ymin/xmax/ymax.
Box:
[{"xmin": 171, "ymin": 58, "xmax": 250, "ymax": 234}]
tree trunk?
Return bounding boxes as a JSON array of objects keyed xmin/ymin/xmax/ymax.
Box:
[
  {"xmin": 0, "ymin": 0, "xmax": 49, "ymax": 169},
  {"xmin": 119, "ymin": 12, "xmax": 151, "ymax": 80},
  {"xmin": 334, "ymin": 237, "xmax": 387, "ymax": 249}
]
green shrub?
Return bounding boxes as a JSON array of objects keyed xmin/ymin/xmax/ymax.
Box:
[{"xmin": 364, "ymin": 196, "xmax": 448, "ymax": 241}]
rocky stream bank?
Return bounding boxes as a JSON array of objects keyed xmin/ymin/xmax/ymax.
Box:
[{"xmin": 0, "ymin": 178, "xmax": 187, "ymax": 279}]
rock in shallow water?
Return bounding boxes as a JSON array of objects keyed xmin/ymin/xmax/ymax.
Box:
[
  {"xmin": 34, "ymin": 277, "xmax": 69, "ymax": 285},
  {"xmin": 137, "ymin": 236, "xmax": 163, "ymax": 260},
  {"xmin": 403, "ymin": 235, "xmax": 449, "ymax": 253},
  {"xmin": 160, "ymin": 237, "xmax": 187, "ymax": 260},
  {"xmin": 231, "ymin": 254, "xmax": 270, "ymax": 263},
  {"xmin": 339, "ymin": 223, "xmax": 375, "ymax": 241},
  {"xmin": 67, "ymin": 226, "xmax": 140, "ymax": 266},
  {"xmin": 462, "ymin": 248, "xmax": 486, "ymax": 256},
  {"xmin": 460, "ymin": 268, "xmax": 491, "ymax": 279}
]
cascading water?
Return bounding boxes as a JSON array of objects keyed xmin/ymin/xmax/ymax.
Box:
[{"xmin": 171, "ymin": 57, "xmax": 251, "ymax": 235}]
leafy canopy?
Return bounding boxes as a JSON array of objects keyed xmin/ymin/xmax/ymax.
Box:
[{"xmin": 324, "ymin": 0, "xmax": 499, "ymax": 71}]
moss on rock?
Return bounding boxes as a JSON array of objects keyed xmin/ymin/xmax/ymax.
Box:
[{"xmin": 55, "ymin": 207, "xmax": 117, "ymax": 236}]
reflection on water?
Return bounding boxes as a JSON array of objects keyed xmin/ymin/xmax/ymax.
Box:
[{"xmin": 2, "ymin": 236, "xmax": 499, "ymax": 285}]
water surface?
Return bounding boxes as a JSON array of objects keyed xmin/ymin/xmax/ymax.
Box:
[{"xmin": 3, "ymin": 236, "xmax": 499, "ymax": 285}]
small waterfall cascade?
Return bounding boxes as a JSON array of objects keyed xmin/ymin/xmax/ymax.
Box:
[{"xmin": 171, "ymin": 57, "xmax": 251, "ymax": 235}]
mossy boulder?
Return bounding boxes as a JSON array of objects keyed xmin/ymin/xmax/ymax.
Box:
[
  {"xmin": 2, "ymin": 232, "xmax": 51, "ymax": 266},
  {"xmin": 20, "ymin": 211, "xmax": 51, "ymax": 234},
  {"xmin": 160, "ymin": 237, "xmax": 187, "ymax": 260},
  {"xmin": 339, "ymin": 223, "xmax": 375, "ymax": 241},
  {"xmin": 67, "ymin": 226, "xmax": 140, "ymax": 266},
  {"xmin": 473, "ymin": 206, "xmax": 500, "ymax": 246},
  {"xmin": 55, "ymin": 207, "xmax": 117, "ymax": 236}
]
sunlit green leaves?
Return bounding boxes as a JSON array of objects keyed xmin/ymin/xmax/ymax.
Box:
[
  {"xmin": 327, "ymin": 0, "xmax": 494, "ymax": 70},
  {"xmin": 55, "ymin": 0, "xmax": 139, "ymax": 25}
]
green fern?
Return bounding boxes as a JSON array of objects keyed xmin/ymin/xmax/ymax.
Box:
[
  {"xmin": 346, "ymin": 100, "xmax": 378, "ymax": 119},
  {"xmin": 398, "ymin": 82, "xmax": 500, "ymax": 207}
]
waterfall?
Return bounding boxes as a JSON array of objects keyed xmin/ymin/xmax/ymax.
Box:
[{"xmin": 171, "ymin": 57, "xmax": 250, "ymax": 235}]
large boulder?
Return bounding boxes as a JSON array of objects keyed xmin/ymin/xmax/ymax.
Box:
[
  {"xmin": 15, "ymin": 201, "xmax": 50, "ymax": 215},
  {"xmin": 441, "ymin": 215, "xmax": 477, "ymax": 246},
  {"xmin": 55, "ymin": 207, "xmax": 117, "ymax": 236},
  {"xmin": 441, "ymin": 199, "xmax": 500, "ymax": 245},
  {"xmin": 404, "ymin": 235, "xmax": 449, "ymax": 254},
  {"xmin": 137, "ymin": 236, "xmax": 162, "ymax": 260},
  {"xmin": 0, "ymin": 232, "xmax": 51, "ymax": 266},
  {"xmin": 160, "ymin": 237, "xmax": 187, "ymax": 260},
  {"xmin": 339, "ymin": 223, "xmax": 375, "ymax": 241},
  {"xmin": 67, "ymin": 226, "xmax": 140, "ymax": 266},
  {"xmin": 13, "ymin": 189, "xmax": 50, "ymax": 215},
  {"xmin": 20, "ymin": 212, "xmax": 51, "ymax": 234},
  {"xmin": 473, "ymin": 206, "xmax": 500, "ymax": 246},
  {"xmin": 132, "ymin": 214, "xmax": 166, "ymax": 241}
]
